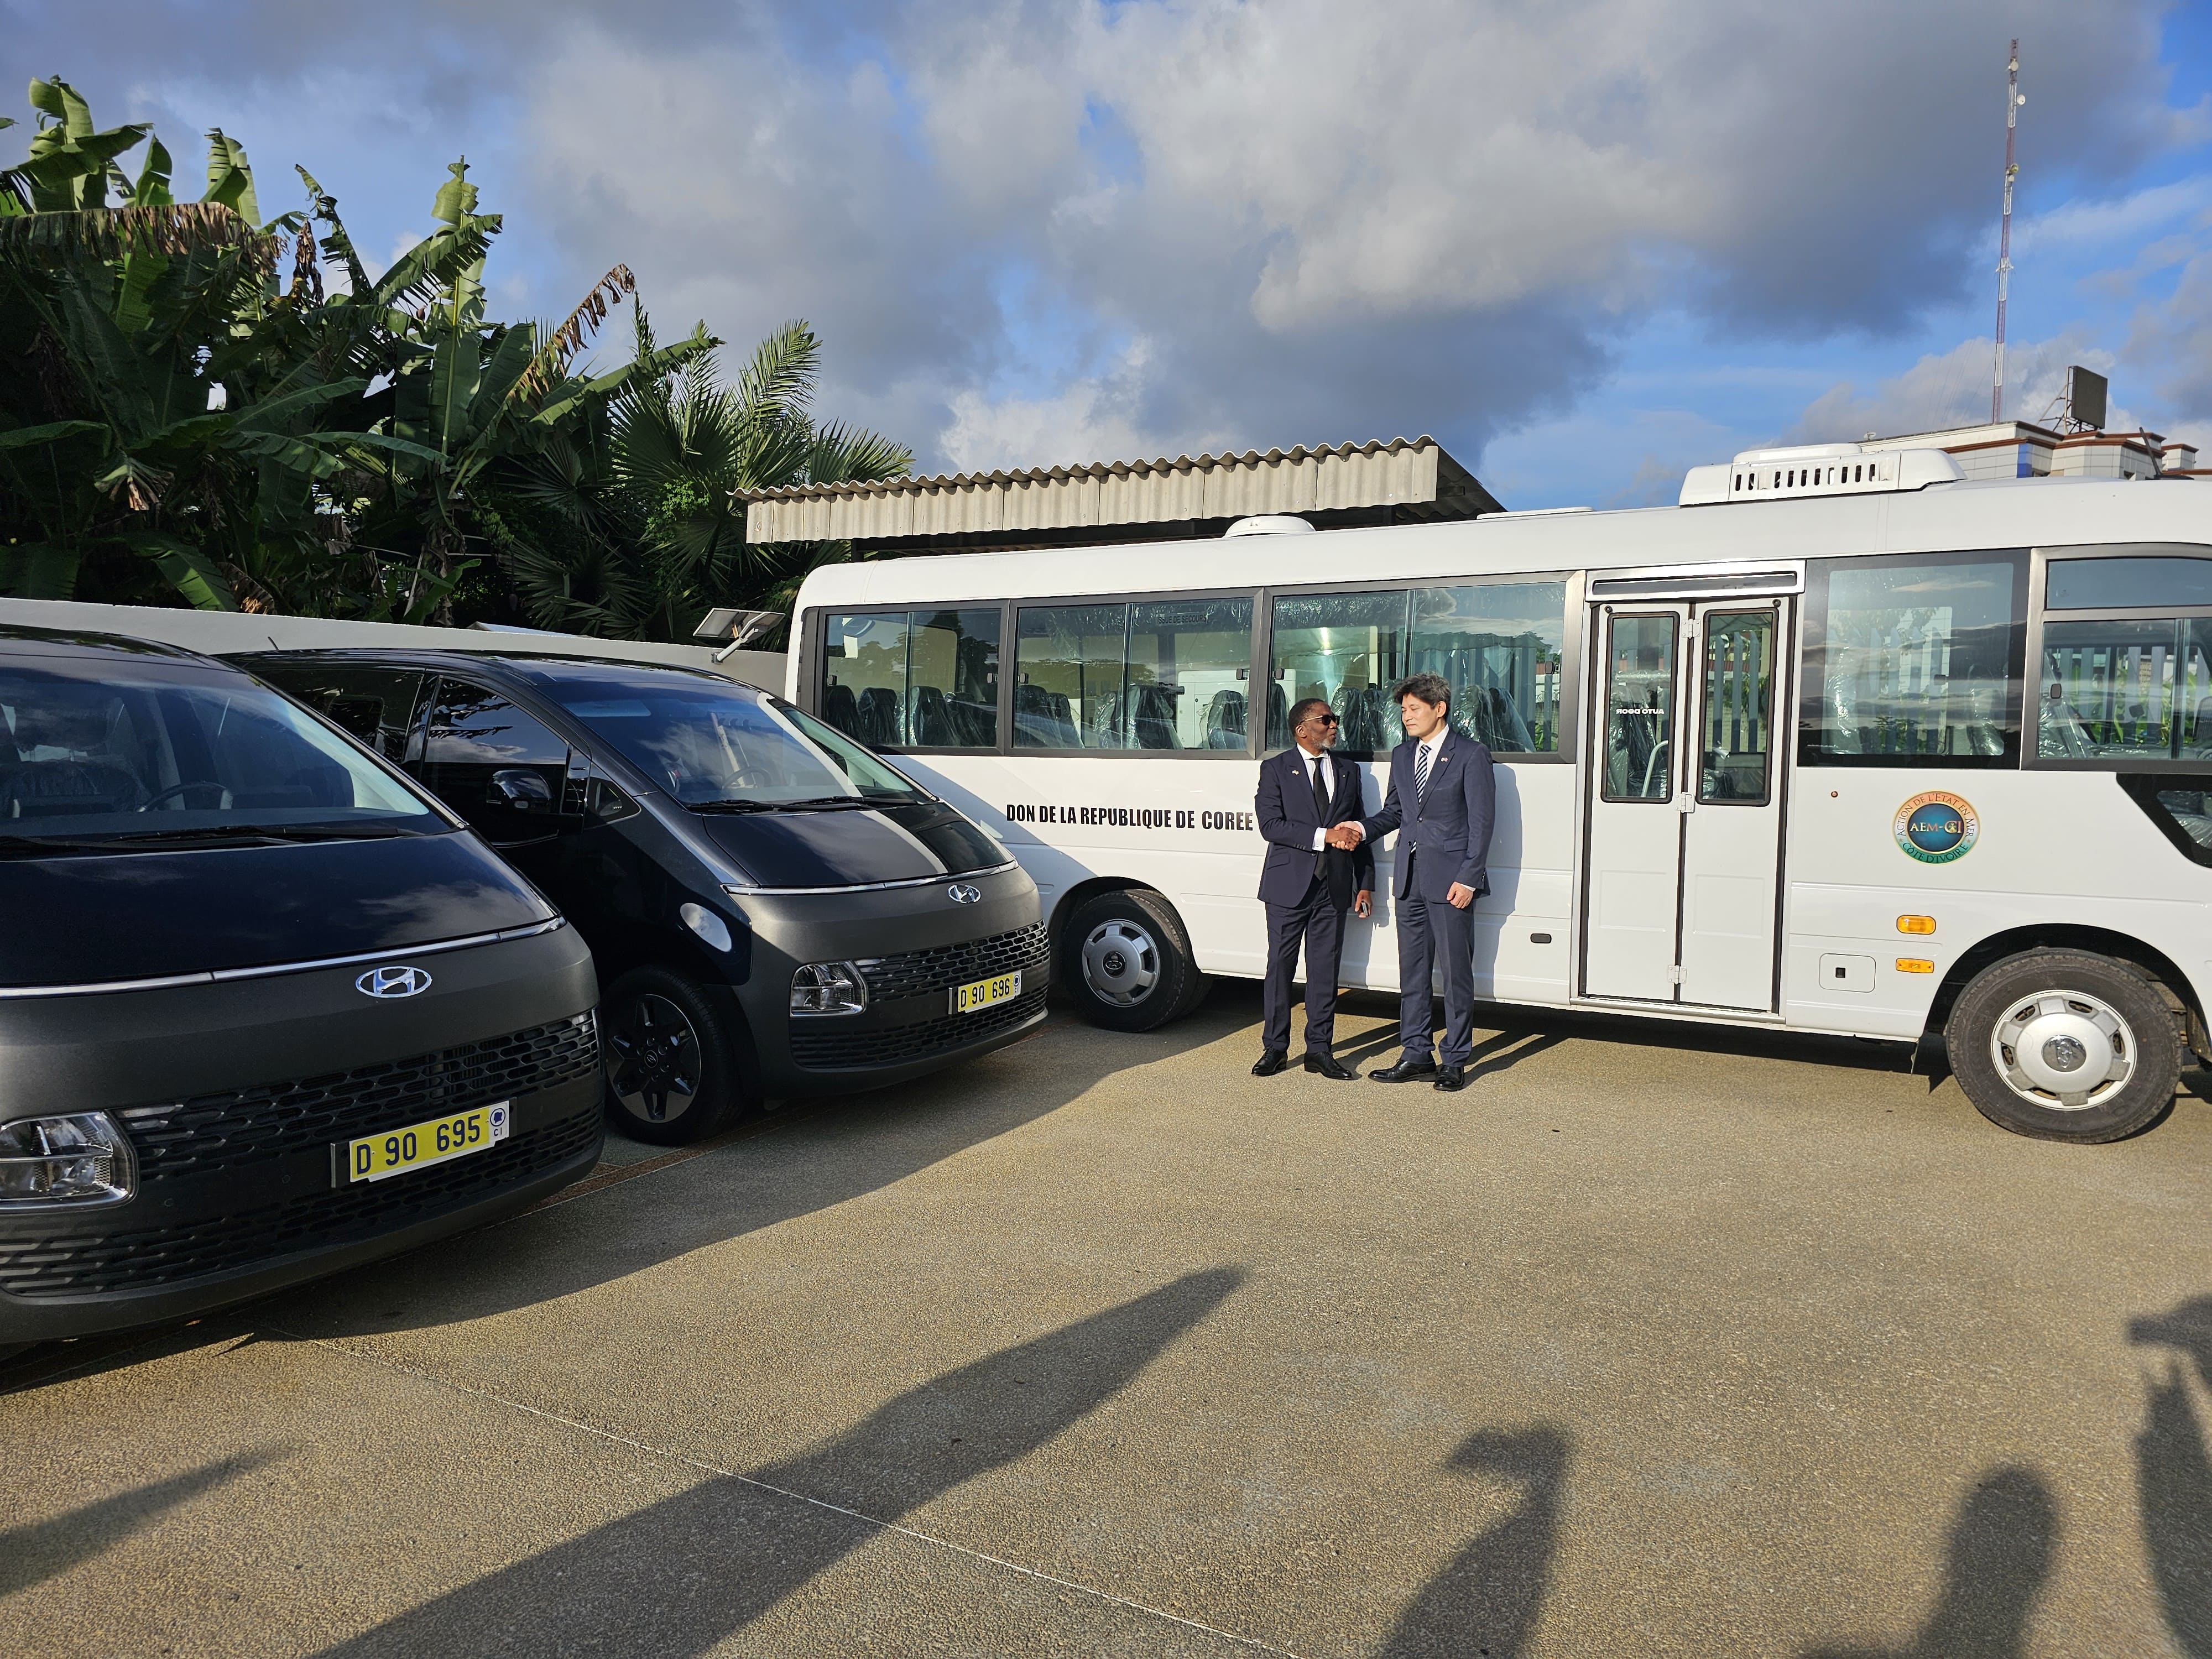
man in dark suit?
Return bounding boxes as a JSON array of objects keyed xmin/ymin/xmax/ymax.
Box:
[
  {"xmin": 1330, "ymin": 672, "xmax": 1496, "ymax": 1091},
  {"xmin": 1253, "ymin": 698, "xmax": 1374, "ymax": 1078}
]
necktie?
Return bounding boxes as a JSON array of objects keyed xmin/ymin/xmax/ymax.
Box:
[
  {"xmin": 1415, "ymin": 741, "xmax": 1431, "ymax": 808},
  {"xmin": 1311, "ymin": 756, "xmax": 1331, "ymax": 878}
]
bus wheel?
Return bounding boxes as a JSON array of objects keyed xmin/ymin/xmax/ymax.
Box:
[
  {"xmin": 1062, "ymin": 889, "xmax": 1207, "ymax": 1032},
  {"xmin": 1944, "ymin": 950, "xmax": 2182, "ymax": 1142},
  {"xmin": 602, "ymin": 967, "xmax": 753, "ymax": 1145}
]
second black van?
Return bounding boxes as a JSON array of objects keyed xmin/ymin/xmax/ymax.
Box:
[{"xmin": 241, "ymin": 650, "xmax": 1046, "ymax": 1144}]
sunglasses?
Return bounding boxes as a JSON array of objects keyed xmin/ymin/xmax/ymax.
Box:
[{"xmin": 1300, "ymin": 713, "xmax": 1340, "ymax": 728}]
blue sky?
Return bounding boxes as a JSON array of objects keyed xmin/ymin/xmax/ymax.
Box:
[{"xmin": 7, "ymin": 2, "xmax": 2209, "ymax": 510}]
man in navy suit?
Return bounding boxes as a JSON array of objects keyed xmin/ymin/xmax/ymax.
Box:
[
  {"xmin": 1331, "ymin": 672, "xmax": 1496, "ymax": 1091},
  {"xmin": 1253, "ymin": 698, "xmax": 1374, "ymax": 1078}
]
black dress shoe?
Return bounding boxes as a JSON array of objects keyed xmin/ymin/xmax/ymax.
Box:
[
  {"xmin": 1303, "ymin": 1051, "xmax": 1357, "ymax": 1081},
  {"xmin": 1369, "ymin": 1056, "xmax": 1438, "ymax": 1083},
  {"xmin": 1432, "ymin": 1065, "xmax": 1468, "ymax": 1092},
  {"xmin": 1251, "ymin": 1050, "xmax": 1289, "ymax": 1077}
]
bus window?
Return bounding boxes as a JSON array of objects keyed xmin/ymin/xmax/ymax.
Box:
[
  {"xmin": 821, "ymin": 609, "xmax": 1001, "ymax": 748},
  {"xmin": 1268, "ymin": 590, "xmax": 1406, "ymax": 752},
  {"xmin": 1015, "ymin": 604, "xmax": 1128, "ymax": 748},
  {"xmin": 1126, "ymin": 597, "xmax": 1255, "ymax": 750},
  {"xmin": 1698, "ymin": 611, "xmax": 1775, "ymax": 804},
  {"xmin": 1408, "ymin": 581, "xmax": 1568, "ymax": 754},
  {"xmin": 1602, "ymin": 613, "xmax": 1676, "ymax": 801},
  {"xmin": 2047, "ymin": 552, "xmax": 2212, "ymax": 610},
  {"xmin": 2040, "ymin": 619, "xmax": 2211, "ymax": 763},
  {"xmin": 1801, "ymin": 553, "xmax": 2026, "ymax": 766}
]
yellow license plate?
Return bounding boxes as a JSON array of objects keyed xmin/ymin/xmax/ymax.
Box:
[
  {"xmin": 953, "ymin": 969, "xmax": 1022, "ymax": 1014},
  {"xmin": 344, "ymin": 1103, "xmax": 511, "ymax": 1183}
]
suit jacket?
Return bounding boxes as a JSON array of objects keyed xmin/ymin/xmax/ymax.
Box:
[
  {"xmin": 1254, "ymin": 745, "xmax": 1375, "ymax": 909},
  {"xmin": 1361, "ymin": 728, "xmax": 1496, "ymax": 901}
]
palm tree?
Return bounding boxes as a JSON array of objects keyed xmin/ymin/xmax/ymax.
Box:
[{"xmin": 505, "ymin": 313, "xmax": 911, "ymax": 643}]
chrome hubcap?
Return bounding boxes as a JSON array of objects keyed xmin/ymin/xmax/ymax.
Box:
[
  {"xmin": 607, "ymin": 993, "xmax": 701, "ymax": 1122},
  {"xmin": 1991, "ymin": 990, "xmax": 2134, "ymax": 1112},
  {"xmin": 1081, "ymin": 919, "xmax": 1159, "ymax": 1008}
]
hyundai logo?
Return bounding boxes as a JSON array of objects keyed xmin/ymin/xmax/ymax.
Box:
[
  {"xmin": 356, "ymin": 965, "xmax": 433, "ymax": 999},
  {"xmin": 947, "ymin": 883, "xmax": 982, "ymax": 905}
]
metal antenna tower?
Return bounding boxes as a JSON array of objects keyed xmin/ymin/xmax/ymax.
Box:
[{"xmin": 1992, "ymin": 40, "xmax": 2022, "ymax": 422}]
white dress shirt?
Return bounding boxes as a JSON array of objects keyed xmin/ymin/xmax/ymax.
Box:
[{"xmin": 1297, "ymin": 745, "xmax": 1337, "ymax": 851}]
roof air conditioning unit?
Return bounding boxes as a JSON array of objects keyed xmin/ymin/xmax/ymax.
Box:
[
  {"xmin": 1680, "ymin": 443, "xmax": 1964, "ymax": 506},
  {"xmin": 1224, "ymin": 515, "xmax": 1315, "ymax": 537}
]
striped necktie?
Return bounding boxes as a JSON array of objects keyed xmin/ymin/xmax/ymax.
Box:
[{"xmin": 1414, "ymin": 740, "xmax": 1432, "ymax": 807}]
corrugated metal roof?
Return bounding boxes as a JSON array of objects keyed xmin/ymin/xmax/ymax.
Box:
[{"xmin": 739, "ymin": 436, "xmax": 1498, "ymax": 545}]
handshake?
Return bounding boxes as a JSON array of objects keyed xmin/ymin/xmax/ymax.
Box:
[{"xmin": 1324, "ymin": 822, "xmax": 1366, "ymax": 851}]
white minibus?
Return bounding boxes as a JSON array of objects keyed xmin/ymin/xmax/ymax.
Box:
[{"xmin": 789, "ymin": 444, "xmax": 2212, "ymax": 1142}]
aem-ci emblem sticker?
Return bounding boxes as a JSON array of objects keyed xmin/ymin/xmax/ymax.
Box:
[
  {"xmin": 1893, "ymin": 791, "xmax": 1979, "ymax": 864},
  {"xmin": 946, "ymin": 883, "xmax": 982, "ymax": 905}
]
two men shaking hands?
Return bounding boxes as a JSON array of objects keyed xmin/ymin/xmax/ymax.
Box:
[{"xmin": 1254, "ymin": 672, "xmax": 1497, "ymax": 1092}]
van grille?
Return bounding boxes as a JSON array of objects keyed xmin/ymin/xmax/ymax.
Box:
[
  {"xmin": 119, "ymin": 1013, "xmax": 599, "ymax": 1183},
  {"xmin": 857, "ymin": 924, "xmax": 1050, "ymax": 1003},
  {"xmin": 789, "ymin": 987, "xmax": 1047, "ymax": 1070},
  {"xmin": 0, "ymin": 1100, "xmax": 601, "ymax": 1301}
]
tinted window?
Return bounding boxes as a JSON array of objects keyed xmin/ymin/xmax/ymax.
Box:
[
  {"xmin": 2119, "ymin": 774, "xmax": 2212, "ymax": 865},
  {"xmin": 1408, "ymin": 581, "xmax": 1567, "ymax": 754},
  {"xmin": 259, "ymin": 665, "xmax": 424, "ymax": 762},
  {"xmin": 420, "ymin": 680, "xmax": 572, "ymax": 843},
  {"xmin": 821, "ymin": 609, "xmax": 1000, "ymax": 748},
  {"xmin": 1015, "ymin": 604, "xmax": 1129, "ymax": 749},
  {"xmin": 1126, "ymin": 597, "xmax": 1254, "ymax": 750},
  {"xmin": 1698, "ymin": 610, "xmax": 1776, "ymax": 804},
  {"xmin": 0, "ymin": 658, "xmax": 435, "ymax": 846},
  {"xmin": 1601, "ymin": 613, "xmax": 1676, "ymax": 801},
  {"xmin": 2047, "ymin": 552, "xmax": 2212, "ymax": 610},
  {"xmin": 1802, "ymin": 554, "xmax": 2026, "ymax": 766},
  {"xmin": 1268, "ymin": 591, "xmax": 1405, "ymax": 751},
  {"xmin": 541, "ymin": 675, "xmax": 927, "ymax": 807},
  {"xmin": 2041, "ymin": 619, "xmax": 2212, "ymax": 763}
]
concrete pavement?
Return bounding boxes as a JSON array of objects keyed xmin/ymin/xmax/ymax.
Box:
[{"xmin": 4, "ymin": 984, "xmax": 2210, "ymax": 1657}]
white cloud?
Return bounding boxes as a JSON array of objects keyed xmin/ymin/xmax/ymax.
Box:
[{"xmin": 1788, "ymin": 332, "xmax": 2131, "ymax": 443}]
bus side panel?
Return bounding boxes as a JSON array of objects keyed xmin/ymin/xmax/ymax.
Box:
[
  {"xmin": 1783, "ymin": 768, "xmax": 2212, "ymax": 1039},
  {"xmin": 901, "ymin": 753, "xmax": 1578, "ymax": 1008}
]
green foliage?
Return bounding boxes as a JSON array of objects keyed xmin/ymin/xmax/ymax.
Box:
[
  {"xmin": 0, "ymin": 79, "xmax": 890, "ymax": 635},
  {"xmin": 505, "ymin": 313, "xmax": 912, "ymax": 643}
]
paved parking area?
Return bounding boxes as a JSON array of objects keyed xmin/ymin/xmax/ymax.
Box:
[{"xmin": 6, "ymin": 985, "xmax": 2212, "ymax": 1658}]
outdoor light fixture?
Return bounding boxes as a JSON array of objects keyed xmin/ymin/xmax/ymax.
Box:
[
  {"xmin": 790, "ymin": 962, "xmax": 868, "ymax": 1016},
  {"xmin": 0, "ymin": 1112, "xmax": 137, "ymax": 1207}
]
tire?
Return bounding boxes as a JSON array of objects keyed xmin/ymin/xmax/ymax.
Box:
[
  {"xmin": 1061, "ymin": 888, "xmax": 1208, "ymax": 1032},
  {"xmin": 1944, "ymin": 949, "xmax": 2183, "ymax": 1143},
  {"xmin": 601, "ymin": 966, "xmax": 754, "ymax": 1145}
]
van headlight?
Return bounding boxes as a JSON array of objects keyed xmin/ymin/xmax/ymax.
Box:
[
  {"xmin": 0, "ymin": 1112, "xmax": 136, "ymax": 1207},
  {"xmin": 790, "ymin": 962, "xmax": 868, "ymax": 1017}
]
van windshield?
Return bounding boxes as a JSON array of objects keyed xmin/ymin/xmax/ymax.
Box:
[
  {"xmin": 540, "ymin": 677, "xmax": 930, "ymax": 809},
  {"xmin": 0, "ymin": 660, "xmax": 442, "ymax": 849}
]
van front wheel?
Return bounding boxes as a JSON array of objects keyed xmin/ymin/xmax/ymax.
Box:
[
  {"xmin": 1944, "ymin": 950, "xmax": 2182, "ymax": 1142},
  {"xmin": 602, "ymin": 967, "xmax": 753, "ymax": 1144},
  {"xmin": 1062, "ymin": 889, "xmax": 1207, "ymax": 1032}
]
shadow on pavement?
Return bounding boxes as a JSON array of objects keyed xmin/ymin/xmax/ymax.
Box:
[
  {"xmin": 1803, "ymin": 1467, "xmax": 2058, "ymax": 1659},
  {"xmin": 2131, "ymin": 1296, "xmax": 2212, "ymax": 1656},
  {"xmin": 1378, "ymin": 1425, "xmax": 1572, "ymax": 1659},
  {"xmin": 0, "ymin": 1449, "xmax": 273, "ymax": 1596},
  {"xmin": 258, "ymin": 1006, "xmax": 1234, "ymax": 1343},
  {"xmin": 301, "ymin": 1267, "xmax": 1244, "ymax": 1659}
]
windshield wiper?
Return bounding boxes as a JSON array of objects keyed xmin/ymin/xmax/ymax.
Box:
[
  {"xmin": 0, "ymin": 824, "xmax": 420, "ymax": 857},
  {"xmin": 689, "ymin": 795, "xmax": 899, "ymax": 814}
]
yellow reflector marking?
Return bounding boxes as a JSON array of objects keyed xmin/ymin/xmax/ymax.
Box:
[
  {"xmin": 1897, "ymin": 915, "xmax": 1936, "ymax": 935},
  {"xmin": 1895, "ymin": 958, "xmax": 1935, "ymax": 974}
]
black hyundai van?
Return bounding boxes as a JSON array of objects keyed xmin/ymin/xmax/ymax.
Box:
[
  {"xmin": 0, "ymin": 627, "xmax": 602, "ymax": 1344},
  {"xmin": 239, "ymin": 650, "xmax": 1046, "ymax": 1145}
]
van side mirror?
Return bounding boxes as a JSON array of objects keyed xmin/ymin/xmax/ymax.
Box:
[{"xmin": 487, "ymin": 769, "xmax": 556, "ymax": 813}]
